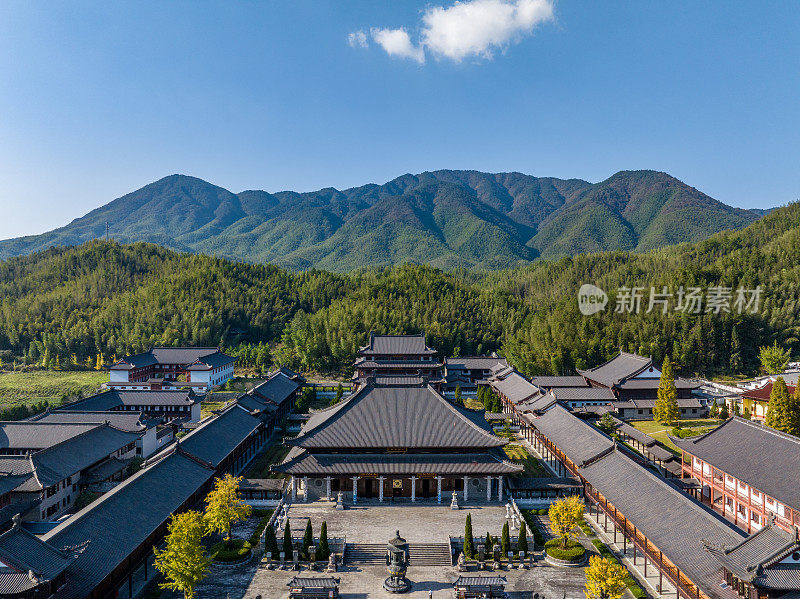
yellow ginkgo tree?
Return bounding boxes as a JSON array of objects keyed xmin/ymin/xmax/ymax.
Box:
[
  {"xmin": 153, "ymin": 510, "xmax": 210, "ymax": 599},
  {"xmin": 548, "ymin": 495, "xmax": 585, "ymax": 549},
  {"xmin": 584, "ymin": 555, "xmax": 628, "ymax": 599},
  {"xmin": 204, "ymin": 473, "xmax": 251, "ymax": 547}
]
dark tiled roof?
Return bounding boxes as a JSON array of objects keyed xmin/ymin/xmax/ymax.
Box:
[
  {"xmin": 110, "ymin": 347, "xmax": 232, "ymax": 370},
  {"xmin": 671, "ymin": 417, "xmax": 800, "ymax": 512},
  {"xmin": 273, "ymin": 450, "xmax": 522, "ymax": 476},
  {"xmin": 359, "ymin": 334, "xmax": 436, "ymax": 356},
  {"xmin": 236, "ymin": 394, "xmax": 276, "ymax": 414},
  {"xmin": 0, "ymin": 422, "xmax": 101, "ymax": 452},
  {"xmin": 371, "ymin": 375, "xmax": 425, "ymax": 386},
  {"xmin": 530, "ymin": 376, "xmax": 589, "ymax": 389},
  {"xmin": 27, "ymin": 425, "xmax": 141, "ymax": 488},
  {"xmin": 445, "ymin": 356, "xmax": 508, "ymax": 370},
  {"xmin": 250, "ymin": 372, "xmax": 301, "ymax": 406},
  {"xmin": 705, "ymin": 523, "xmax": 800, "ymax": 589},
  {"xmin": 185, "ymin": 351, "xmax": 236, "ymax": 370},
  {"xmin": 613, "ymin": 397, "xmax": 703, "ymax": 409},
  {"xmin": 179, "ymin": 404, "xmax": 261, "ymax": 466},
  {"xmin": 488, "ymin": 369, "xmax": 539, "ymax": 405},
  {"xmin": 519, "ymin": 392, "xmax": 558, "ymax": 413},
  {"xmin": 288, "ymin": 577, "xmax": 339, "ymax": 588},
  {"xmin": 60, "ymin": 389, "xmax": 198, "ymax": 411},
  {"xmin": 506, "ymin": 477, "xmax": 582, "ymax": 490},
  {"xmin": 579, "ymin": 449, "xmax": 745, "ymax": 599},
  {"xmin": 552, "ymin": 387, "xmax": 616, "ymax": 402},
  {"xmin": 525, "ymin": 404, "xmax": 614, "ymax": 466},
  {"xmin": 355, "ymin": 359, "xmax": 443, "ymax": 369},
  {"xmin": 43, "ymin": 451, "xmax": 215, "ymax": 599},
  {"xmin": 453, "ymin": 576, "xmax": 506, "ymax": 587},
  {"xmin": 617, "ymin": 378, "xmax": 701, "ymax": 390},
  {"xmin": 0, "ymin": 525, "xmax": 73, "ymax": 593},
  {"xmin": 240, "ymin": 478, "xmax": 286, "ymax": 491},
  {"xmin": 28, "ymin": 410, "xmax": 148, "ymax": 432},
  {"xmin": 577, "ymin": 352, "xmax": 653, "ymax": 387},
  {"xmin": 290, "ymin": 384, "xmax": 504, "ymax": 450},
  {"xmin": 611, "ymin": 418, "xmax": 657, "ymax": 447}
]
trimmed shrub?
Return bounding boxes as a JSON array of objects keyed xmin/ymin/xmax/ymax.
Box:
[
  {"xmin": 210, "ymin": 539, "xmax": 252, "ymax": 562},
  {"xmin": 544, "ymin": 538, "xmax": 586, "ymax": 562},
  {"xmin": 248, "ymin": 510, "xmax": 274, "ymax": 546}
]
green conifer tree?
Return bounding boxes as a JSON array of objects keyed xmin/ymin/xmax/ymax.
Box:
[
  {"xmin": 653, "ymin": 356, "xmax": 680, "ymax": 425},
  {"xmin": 501, "ymin": 521, "xmax": 511, "ymax": 557},
  {"xmin": 317, "ymin": 521, "xmax": 330, "ymax": 561},
  {"xmin": 463, "ymin": 514, "xmax": 475, "ymax": 559},
  {"xmin": 766, "ymin": 377, "xmax": 791, "ymax": 433},
  {"xmin": 518, "ymin": 521, "xmax": 529, "ymax": 556},
  {"xmin": 282, "ymin": 521, "xmax": 293, "ymax": 559},
  {"xmin": 301, "ymin": 518, "xmax": 313, "ymax": 560}
]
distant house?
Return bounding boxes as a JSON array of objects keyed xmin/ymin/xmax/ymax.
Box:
[
  {"xmin": 732, "ymin": 380, "xmax": 796, "ymax": 421},
  {"xmin": 443, "ymin": 354, "xmax": 507, "ymax": 391},
  {"xmin": 353, "ymin": 333, "xmax": 442, "ymax": 383},
  {"xmin": 59, "ymin": 389, "xmax": 202, "ymax": 423},
  {"xmin": 238, "ymin": 368, "xmax": 305, "ymax": 424},
  {"xmin": 108, "ymin": 346, "xmax": 235, "ymax": 390}
]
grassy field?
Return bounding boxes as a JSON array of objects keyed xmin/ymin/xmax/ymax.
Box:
[
  {"xmin": 0, "ymin": 370, "xmax": 107, "ymax": 408},
  {"xmin": 629, "ymin": 418, "xmax": 721, "ymax": 453},
  {"xmin": 200, "ymin": 399, "xmax": 232, "ymax": 419},
  {"xmin": 243, "ymin": 443, "xmax": 291, "ymax": 478}
]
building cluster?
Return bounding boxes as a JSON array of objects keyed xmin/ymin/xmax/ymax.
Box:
[
  {"xmin": 108, "ymin": 347, "xmax": 236, "ymax": 391},
  {"xmin": 0, "ymin": 334, "xmax": 798, "ymax": 599}
]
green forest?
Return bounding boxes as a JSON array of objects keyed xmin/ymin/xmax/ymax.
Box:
[{"xmin": 0, "ymin": 201, "xmax": 798, "ymax": 378}]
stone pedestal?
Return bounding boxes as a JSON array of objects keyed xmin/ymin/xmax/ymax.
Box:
[
  {"xmin": 450, "ymin": 490, "xmax": 460, "ymax": 510},
  {"xmin": 335, "ymin": 491, "xmax": 345, "ymax": 510}
]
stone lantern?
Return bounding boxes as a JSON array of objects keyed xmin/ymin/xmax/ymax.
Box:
[{"xmin": 383, "ymin": 530, "xmax": 411, "ymax": 593}]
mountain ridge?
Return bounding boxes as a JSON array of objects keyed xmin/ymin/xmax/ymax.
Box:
[{"xmin": 0, "ymin": 169, "xmax": 763, "ymax": 271}]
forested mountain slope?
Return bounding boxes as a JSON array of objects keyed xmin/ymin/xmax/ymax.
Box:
[
  {"xmin": 0, "ymin": 201, "xmax": 796, "ymax": 378},
  {"xmin": 0, "ymin": 170, "xmax": 760, "ymax": 271}
]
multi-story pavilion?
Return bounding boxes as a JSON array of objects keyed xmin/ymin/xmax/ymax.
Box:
[
  {"xmin": 673, "ymin": 417, "xmax": 800, "ymax": 534},
  {"xmin": 274, "ymin": 377, "xmax": 521, "ymax": 503},
  {"xmin": 353, "ymin": 334, "xmax": 443, "ymax": 382}
]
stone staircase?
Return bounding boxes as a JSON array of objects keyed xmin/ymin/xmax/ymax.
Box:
[
  {"xmin": 345, "ymin": 542, "xmax": 452, "ymax": 567},
  {"xmin": 345, "ymin": 543, "xmax": 386, "ymax": 565},
  {"xmin": 409, "ymin": 543, "xmax": 452, "ymax": 567}
]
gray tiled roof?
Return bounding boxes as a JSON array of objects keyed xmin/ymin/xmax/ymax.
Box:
[
  {"xmin": 518, "ymin": 392, "xmax": 558, "ymax": 413},
  {"xmin": 43, "ymin": 450, "xmax": 215, "ymax": 599},
  {"xmin": 28, "ymin": 410, "xmax": 148, "ymax": 432},
  {"xmin": 0, "ymin": 422, "xmax": 101, "ymax": 452},
  {"xmin": 618, "ymin": 378, "xmax": 701, "ymax": 390},
  {"xmin": 0, "ymin": 525, "xmax": 73, "ymax": 593},
  {"xmin": 359, "ymin": 334, "xmax": 436, "ymax": 356},
  {"xmin": 274, "ymin": 450, "xmax": 522, "ymax": 476},
  {"xmin": 28, "ymin": 424, "xmax": 141, "ymax": 488},
  {"xmin": 506, "ymin": 477, "xmax": 582, "ymax": 490},
  {"xmin": 250, "ymin": 372, "xmax": 301, "ymax": 406},
  {"xmin": 671, "ymin": 417, "xmax": 800, "ymax": 512},
  {"xmin": 355, "ymin": 359, "xmax": 443, "ymax": 369},
  {"xmin": 613, "ymin": 397, "xmax": 703, "ymax": 409},
  {"xmin": 60, "ymin": 389, "xmax": 198, "ymax": 411},
  {"xmin": 705, "ymin": 523, "xmax": 800, "ymax": 589},
  {"xmin": 185, "ymin": 351, "xmax": 236, "ymax": 370},
  {"xmin": 453, "ymin": 576, "xmax": 506, "ymax": 586},
  {"xmin": 577, "ymin": 352, "xmax": 653, "ymax": 387},
  {"xmin": 288, "ymin": 577, "xmax": 339, "ymax": 588},
  {"xmin": 525, "ymin": 404, "xmax": 614, "ymax": 466},
  {"xmin": 445, "ymin": 356, "xmax": 508, "ymax": 370},
  {"xmin": 290, "ymin": 384, "xmax": 505, "ymax": 450},
  {"xmin": 529, "ymin": 376, "xmax": 589, "ymax": 389},
  {"xmin": 579, "ymin": 449, "xmax": 745, "ymax": 599},
  {"xmin": 488, "ymin": 369, "xmax": 539, "ymax": 404},
  {"xmin": 551, "ymin": 387, "xmax": 616, "ymax": 402},
  {"xmin": 178, "ymin": 404, "xmax": 261, "ymax": 466},
  {"xmin": 611, "ymin": 418, "xmax": 657, "ymax": 447},
  {"xmin": 110, "ymin": 347, "xmax": 232, "ymax": 369}
]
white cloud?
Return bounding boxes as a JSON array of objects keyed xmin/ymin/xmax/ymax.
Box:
[
  {"xmin": 422, "ymin": 0, "xmax": 553, "ymax": 61},
  {"xmin": 370, "ymin": 27, "xmax": 426, "ymax": 64},
  {"xmin": 347, "ymin": 30, "xmax": 368, "ymax": 48},
  {"xmin": 352, "ymin": 0, "xmax": 553, "ymax": 64}
]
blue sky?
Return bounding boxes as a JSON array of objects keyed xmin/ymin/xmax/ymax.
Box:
[{"xmin": 0, "ymin": 1, "xmax": 798, "ymax": 239}]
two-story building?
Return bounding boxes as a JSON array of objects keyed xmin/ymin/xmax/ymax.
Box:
[
  {"xmin": 353, "ymin": 334, "xmax": 442, "ymax": 382},
  {"xmin": 59, "ymin": 389, "xmax": 202, "ymax": 422},
  {"xmin": 108, "ymin": 347, "xmax": 235, "ymax": 391},
  {"xmin": 442, "ymin": 354, "xmax": 508, "ymax": 392}
]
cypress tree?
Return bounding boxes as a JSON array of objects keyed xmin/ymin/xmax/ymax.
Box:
[
  {"xmin": 463, "ymin": 514, "xmax": 475, "ymax": 559},
  {"xmin": 484, "ymin": 532, "xmax": 493, "ymax": 553},
  {"xmin": 264, "ymin": 524, "xmax": 279, "ymax": 557},
  {"xmin": 454, "ymin": 386, "xmax": 463, "ymax": 406},
  {"xmin": 501, "ymin": 521, "xmax": 511, "ymax": 557},
  {"xmin": 301, "ymin": 518, "xmax": 313, "ymax": 560},
  {"xmin": 518, "ymin": 521, "xmax": 528, "ymax": 555},
  {"xmin": 282, "ymin": 521, "xmax": 293, "ymax": 558},
  {"xmin": 766, "ymin": 377, "xmax": 791, "ymax": 433},
  {"xmin": 317, "ymin": 521, "xmax": 330, "ymax": 561},
  {"xmin": 719, "ymin": 401, "xmax": 730, "ymax": 419}
]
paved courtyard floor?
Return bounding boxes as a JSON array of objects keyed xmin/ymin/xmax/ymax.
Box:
[{"xmin": 185, "ymin": 501, "xmax": 586, "ymax": 599}]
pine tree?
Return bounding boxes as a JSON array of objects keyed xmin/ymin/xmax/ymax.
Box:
[
  {"xmin": 518, "ymin": 521, "xmax": 529, "ymax": 555},
  {"xmin": 317, "ymin": 521, "xmax": 330, "ymax": 561},
  {"xmin": 653, "ymin": 356, "xmax": 680, "ymax": 425},
  {"xmin": 153, "ymin": 510, "xmax": 210, "ymax": 599},
  {"xmin": 719, "ymin": 401, "xmax": 730, "ymax": 419},
  {"xmin": 463, "ymin": 514, "xmax": 475, "ymax": 558},
  {"xmin": 501, "ymin": 521, "xmax": 511, "ymax": 557},
  {"xmin": 264, "ymin": 524, "xmax": 279, "ymax": 557},
  {"xmin": 729, "ymin": 326, "xmax": 743, "ymax": 373},
  {"xmin": 282, "ymin": 521, "xmax": 294, "ymax": 558},
  {"xmin": 41, "ymin": 348, "xmax": 50, "ymax": 369},
  {"xmin": 789, "ymin": 385, "xmax": 800, "ymax": 437},
  {"xmin": 766, "ymin": 377, "xmax": 791, "ymax": 433},
  {"xmin": 301, "ymin": 518, "xmax": 313, "ymax": 560}
]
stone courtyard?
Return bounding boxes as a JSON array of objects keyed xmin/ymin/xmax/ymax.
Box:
[{"xmin": 186, "ymin": 501, "xmax": 587, "ymax": 599}]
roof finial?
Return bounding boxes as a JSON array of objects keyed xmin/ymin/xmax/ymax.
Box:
[{"xmin": 12, "ymin": 513, "xmax": 21, "ymax": 529}]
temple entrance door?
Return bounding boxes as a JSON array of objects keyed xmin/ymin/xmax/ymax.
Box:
[
  {"xmin": 422, "ymin": 479, "xmax": 430, "ymax": 498},
  {"xmin": 364, "ymin": 479, "xmax": 374, "ymax": 498},
  {"xmin": 392, "ymin": 479, "xmax": 403, "ymax": 498}
]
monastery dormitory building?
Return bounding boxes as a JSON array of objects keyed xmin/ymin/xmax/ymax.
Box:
[{"xmin": 108, "ymin": 346, "xmax": 236, "ymax": 391}]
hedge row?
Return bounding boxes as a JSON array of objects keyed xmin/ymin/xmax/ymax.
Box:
[
  {"xmin": 210, "ymin": 539, "xmax": 252, "ymax": 562},
  {"xmin": 248, "ymin": 509, "xmax": 274, "ymax": 546},
  {"xmin": 592, "ymin": 539, "xmax": 647, "ymax": 599}
]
